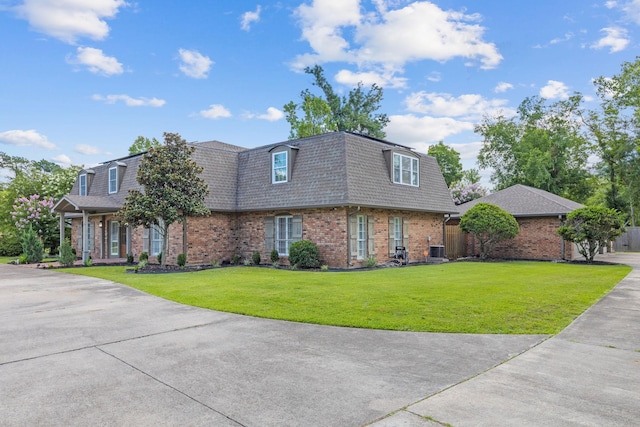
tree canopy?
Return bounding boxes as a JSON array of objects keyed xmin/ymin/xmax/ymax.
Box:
[
  {"xmin": 476, "ymin": 95, "xmax": 593, "ymax": 203},
  {"xmin": 285, "ymin": 65, "xmax": 389, "ymax": 139},
  {"xmin": 459, "ymin": 203, "xmax": 519, "ymax": 260},
  {"xmin": 128, "ymin": 136, "xmax": 161, "ymax": 156},
  {"xmin": 427, "ymin": 141, "xmax": 463, "ymax": 187},
  {"xmin": 117, "ymin": 132, "xmax": 210, "ymax": 267}
]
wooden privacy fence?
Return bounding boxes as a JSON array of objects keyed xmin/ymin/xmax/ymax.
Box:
[
  {"xmin": 613, "ymin": 227, "xmax": 640, "ymax": 252},
  {"xmin": 445, "ymin": 225, "xmax": 467, "ymax": 259}
]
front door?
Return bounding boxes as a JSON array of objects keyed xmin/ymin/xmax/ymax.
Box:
[
  {"xmin": 109, "ymin": 221, "xmax": 119, "ymax": 257},
  {"xmin": 119, "ymin": 226, "xmax": 127, "ymax": 258}
]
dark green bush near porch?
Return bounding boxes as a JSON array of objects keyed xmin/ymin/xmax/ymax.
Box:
[
  {"xmin": 270, "ymin": 249, "xmax": 280, "ymax": 264},
  {"xmin": 252, "ymin": 251, "xmax": 261, "ymax": 265},
  {"xmin": 21, "ymin": 226, "xmax": 43, "ymax": 264},
  {"xmin": 58, "ymin": 239, "xmax": 75, "ymax": 267},
  {"xmin": 139, "ymin": 252, "xmax": 149, "ymax": 262},
  {"xmin": 288, "ymin": 240, "xmax": 320, "ymax": 268},
  {"xmin": 177, "ymin": 253, "xmax": 187, "ymax": 267}
]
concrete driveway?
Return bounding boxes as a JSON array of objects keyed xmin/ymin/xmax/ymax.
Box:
[{"xmin": 0, "ymin": 254, "xmax": 638, "ymax": 426}]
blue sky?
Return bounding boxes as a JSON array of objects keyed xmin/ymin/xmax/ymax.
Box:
[{"xmin": 1, "ymin": 0, "xmax": 639, "ymax": 180}]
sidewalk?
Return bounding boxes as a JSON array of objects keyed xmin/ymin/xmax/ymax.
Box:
[{"xmin": 370, "ymin": 252, "xmax": 640, "ymax": 426}]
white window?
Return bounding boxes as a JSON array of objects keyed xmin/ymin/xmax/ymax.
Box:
[
  {"xmin": 108, "ymin": 167, "xmax": 117, "ymax": 194},
  {"xmin": 394, "ymin": 217, "xmax": 403, "ymax": 249},
  {"xmin": 79, "ymin": 174, "xmax": 87, "ymax": 196},
  {"xmin": 110, "ymin": 221, "xmax": 119, "ymax": 256},
  {"xmin": 272, "ymin": 151, "xmax": 288, "ymax": 183},
  {"xmin": 150, "ymin": 223, "xmax": 163, "ymax": 256},
  {"xmin": 357, "ymin": 215, "xmax": 367, "ymax": 259},
  {"xmin": 393, "ymin": 153, "xmax": 419, "ymax": 186},
  {"xmin": 275, "ymin": 215, "xmax": 293, "ymax": 255}
]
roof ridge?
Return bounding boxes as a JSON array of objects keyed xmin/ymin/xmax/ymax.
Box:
[{"xmin": 518, "ymin": 184, "xmax": 578, "ymax": 209}]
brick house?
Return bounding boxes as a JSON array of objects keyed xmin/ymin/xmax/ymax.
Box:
[
  {"xmin": 54, "ymin": 132, "xmax": 457, "ymax": 268},
  {"xmin": 448, "ymin": 184, "xmax": 583, "ymax": 260}
]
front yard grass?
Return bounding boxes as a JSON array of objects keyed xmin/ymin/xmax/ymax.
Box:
[{"xmin": 59, "ymin": 261, "xmax": 631, "ymax": 334}]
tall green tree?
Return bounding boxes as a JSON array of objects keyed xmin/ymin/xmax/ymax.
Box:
[
  {"xmin": 427, "ymin": 141, "xmax": 463, "ymax": 187},
  {"xmin": 128, "ymin": 136, "xmax": 161, "ymax": 156},
  {"xmin": 285, "ymin": 65, "xmax": 389, "ymax": 139},
  {"xmin": 476, "ymin": 95, "xmax": 593, "ymax": 202},
  {"xmin": 117, "ymin": 132, "xmax": 209, "ymax": 267}
]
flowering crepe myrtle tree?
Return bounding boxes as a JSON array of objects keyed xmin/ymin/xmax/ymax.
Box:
[
  {"xmin": 117, "ymin": 132, "xmax": 209, "ymax": 267},
  {"xmin": 11, "ymin": 194, "xmax": 57, "ymax": 251},
  {"xmin": 450, "ymin": 182, "xmax": 488, "ymax": 205}
]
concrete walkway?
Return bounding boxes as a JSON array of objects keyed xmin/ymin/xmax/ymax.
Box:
[{"xmin": 0, "ymin": 254, "xmax": 638, "ymax": 426}]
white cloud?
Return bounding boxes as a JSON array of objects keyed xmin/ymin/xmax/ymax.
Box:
[
  {"xmin": 590, "ymin": 27, "xmax": 630, "ymax": 52},
  {"xmin": 334, "ymin": 68, "xmax": 408, "ymax": 89},
  {"xmin": 199, "ymin": 104, "xmax": 232, "ymax": 119},
  {"xmin": 257, "ymin": 107, "xmax": 284, "ymax": 121},
  {"xmin": 75, "ymin": 144, "xmax": 111, "ymax": 155},
  {"xmin": 69, "ymin": 47, "xmax": 123, "ymax": 75},
  {"xmin": 549, "ymin": 32, "xmax": 574, "ymax": 45},
  {"xmin": 92, "ymin": 94, "xmax": 166, "ymax": 107},
  {"xmin": 404, "ymin": 92, "xmax": 513, "ymax": 119},
  {"xmin": 51, "ymin": 154, "xmax": 72, "ymax": 167},
  {"xmin": 241, "ymin": 5, "xmax": 261, "ymax": 31},
  {"xmin": 540, "ymin": 80, "xmax": 570, "ymax": 99},
  {"xmin": 385, "ymin": 114, "xmax": 475, "ymax": 150},
  {"xmin": 13, "ymin": 0, "xmax": 128, "ymax": 44},
  {"xmin": 178, "ymin": 48, "xmax": 213, "ymax": 79},
  {"xmin": 495, "ymin": 82, "xmax": 514, "ymax": 93},
  {"xmin": 427, "ymin": 72, "xmax": 441, "ymax": 82},
  {"xmin": 291, "ymin": 0, "xmax": 502, "ymax": 76},
  {"xmin": 0, "ymin": 129, "xmax": 57, "ymax": 150},
  {"xmin": 622, "ymin": 0, "xmax": 640, "ymax": 24},
  {"xmin": 448, "ymin": 141, "xmax": 483, "ymax": 161}
]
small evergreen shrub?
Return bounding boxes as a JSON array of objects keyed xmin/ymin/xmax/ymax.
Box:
[
  {"xmin": 177, "ymin": 253, "xmax": 186, "ymax": 267},
  {"xmin": 18, "ymin": 254, "xmax": 28, "ymax": 264},
  {"xmin": 58, "ymin": 239, "xmax": 76, "ymax": 267},
  {"xmin": 139, "ymin": 252, "xmax": 149, "ymax": 262},
  {"xmin": 157, "ymin": 252, "xmax": 163, "ymax": 265},
  {"xmin": 127, "ymin": 253, "xmax": 134, "ymax": 263},
  {"xmin": 21, "ymin": 226, "xmax": 43, "ymax": 264},
  {"xmin": 231, "ymin": 254, "xmax": 241, "ymax": 265},
  {"xmin": 288, "ymin": 240, "xmax": 320, "ymax": 269},
  {"xmin": 270, "ymin": 249, "xmax": 280, "ymax": 264},
  {"xmin": 252, "ymin": 251, "xmax": 261, "ymax": 265}
]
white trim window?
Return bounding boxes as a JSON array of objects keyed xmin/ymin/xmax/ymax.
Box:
[
  {"xmin": 108, "ymin": 167, "xmax": 118, "ymax": 194},
  {"xmin": 357, "ymin": 215, "xmax": 367, "ymax": 259},
  {"xmin": 272, "ymin": 151, "xmax": 288, "ymax": 183},
  {"xmin": 79, "ymin": 174, "xmax": 87, "ymax": 196},
  {"xmin": 393, "ymin": 217, "xmax": 403, "ymax": 249},
  {"xmin": 150, "ymin": 223, "xmax": 163, "ymax": 256},
  {"xmin": 393, "ymin": 153, "xmax": 419, "ymax": 186},
  {"xmin": 275, "ymin": 215, "xmax": 293, "ymax": 255},
  {"xmin": 110, "ymin": 221, "xmax": 119, "ymax": 256}
]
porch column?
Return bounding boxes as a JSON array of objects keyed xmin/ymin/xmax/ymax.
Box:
[
  {"xmin": 82, "ymin": 210, "xmax": 89, "ymax": 263},
  {"xmin": 59, "ymin": 212, "xmax": 65, "ymax": 250}
]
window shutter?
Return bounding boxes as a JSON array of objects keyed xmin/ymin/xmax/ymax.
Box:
[
  {"xmin": 264, "ymin": 216, "xmax": 274, "ymax": 253},
  {"xmin": 388, "ymin": 216, "xmax": 395, "ymax": 256},
  {"xmin": 349, "ymin": 215, "xmax": 358, "ymax": 259},
  {"xmin": 143, "ymin": 228, "xmax": 149, "ymax": 253},
  {"xmin": 77, "ymin": 222, "xmax": 83, "ymax": 253},
  {"xmin": 403, "ymin": 217, "xmax": 410, "ymax": 249},
  {"xmin": 292, "ymin": 215, "xmax": 302, "ymax": 242},
  {"xmin": 367, "ymin": 215, "xmax": 375, "ymax": 256}
]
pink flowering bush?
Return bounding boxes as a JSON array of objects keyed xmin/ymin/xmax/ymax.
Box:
[
  {"xmin": 11, "ymin": 194, "xmax": 58, "ymax": 250},
  {"xmin": 450, "ymin": 182, "xmax": 488, "ymax": 205}
]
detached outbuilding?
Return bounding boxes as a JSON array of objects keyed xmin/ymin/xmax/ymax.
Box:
[{"xmin": 447, "ymin": 184, "xmax": 583, "ymax": 261}]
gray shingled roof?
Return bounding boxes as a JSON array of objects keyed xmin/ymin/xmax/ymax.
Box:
[
  {"xmin": 454, "ymin": 184, "xmax": 583, "ymax": 217},
  {"xmin": 57, "ymin": 132, "xmax": 458, "ymax": 215}
]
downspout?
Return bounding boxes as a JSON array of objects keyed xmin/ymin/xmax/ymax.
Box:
[
  {"xmin": 346, "ymin": 206, "xmax": 361, "ymax": 267},
  {"xmin": 443, "ymin": 213, "xmax": 451, "ymax": 259},
  {"xmin": 559, "ymin": 214, "xmax": 565, "ymax": 260}
]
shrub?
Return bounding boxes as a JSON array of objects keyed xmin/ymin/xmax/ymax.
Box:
[
  {"xmin": 231, "ymin": 254, "xmax": 241, "ymax": 265},
  {"xmin": 157, "ymin": 252, "xmax": 163, "ymax": 265},
  {"xmin": 321, "ymin": 264, "xmax": 329, "ymax": 271},
  {"xmin": 252, "ymin": 251, "xmax": 261, "ymax": 265},
  {"xmin": 21, "ymin": 226, "xmax": 43, "ymax": 264},
  {"xmin": 0, "ymin": 229, "xmax": 22, "ymax": 256},
  {"xmin": 83, "ymin": 257, "xmax": 93, "ymax": 267},
  {"xmin": 18, "ymin": 254, "xmax": 28, "ymax": 264},
  {"xmin": 243, "ymin": 258, "xmax": 251, "ymax": 266},
  {"xmin": 177, "ymin": 253, "xmax": 187, "ymax": 267},
  {"xmin": 139, "ymin": 252, "xmax": 149, "ymax": 262},
  {"xmin": 288, "ymin": 240, "xmax": 320, "ymax": 269},
  {"xmin": 270, "ymin": 249, "xmax": 280, "ymax": 264},
  {"xmin": 58, "ymin": 239, "xmax": 76, "ymax": 267},
  {"xmin": 211, "ymin": 259, "xmax": 220, "ymax": 268},
  {"xmin": 127, "ymin": 253, "xmax": 134, "ymax": 263},
  {"xmin": 459, "ymin": 203, "xmax": 519, "ymax": 260},
  {"xmin": 365, "ymin": 255, "xmax": 377, "ymax": 268}
]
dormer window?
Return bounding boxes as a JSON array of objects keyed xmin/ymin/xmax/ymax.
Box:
[
  {"xmin": 79, "ymin": 174, "xmax": 87, "ymax": 196},
  {"xmin": 108, "ymin": 167, "xmax": 118, "ymax": 194},
  {"xmin": 393, "ymin": 153, "xmax": 419, "ymax": 187},
  {"xmin": 272, "ymin": 151, "xmax": 288, "ymax": 183}
]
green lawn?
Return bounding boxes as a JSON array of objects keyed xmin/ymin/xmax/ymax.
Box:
[{"xmin": 58, "ymin": 261, "xmax": 630, "ymax": 334}]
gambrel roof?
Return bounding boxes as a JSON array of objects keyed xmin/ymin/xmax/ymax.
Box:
[{"xmin": 55, "ymin": 132, "xmax": 457, "ymax": 215}]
